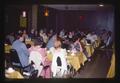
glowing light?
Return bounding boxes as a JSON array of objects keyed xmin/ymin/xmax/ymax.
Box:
[
  {"xmin": 99, "ymin": 4, "xmax": 104, "ymax": 7},
  {"xmin": 44, "ymin": 7, "xmax": 49, "ymax": 16},
  {"xmin": 22, "ymin": 11, "xmax": 26, "ymax": 17},
  {"xmin": 45, "ymin": 12, "xmax": 49, "ymax": 16}
]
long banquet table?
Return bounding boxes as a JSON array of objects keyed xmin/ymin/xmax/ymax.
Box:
[
  {"xmin": 85, "ymin": 45, "xmax": 94, "ymax": 57},
  {"xmin": 46, "ymin": 51, "xmax": 87, "ymax": 71},
  {"xmin": 4, "ymin": 44, "xmax": 12, "ymax": 54},
  {"xmin": 5, "ymin": 70, "xmax": 24, "ymax": 79}
]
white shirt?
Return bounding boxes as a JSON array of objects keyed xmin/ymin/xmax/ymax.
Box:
[
  {"xmin": 29, "ymin": 51, "xmax": 43, "ymax": 69},
  {"xmin": 86, "ymin": 34, "xmax": 97, "ymax": 43},
  {"xmin": 92, "ymin": 34, "xmax": 98, "ymax": 41},
  {"xmin": 50, "ymin": 47, "xmax": 67, "ymax": 73}
]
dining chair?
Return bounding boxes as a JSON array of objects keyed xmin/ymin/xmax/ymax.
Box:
[{"xmin": 10, "ymin": 49, "xmax": 35, "ymax": 78}]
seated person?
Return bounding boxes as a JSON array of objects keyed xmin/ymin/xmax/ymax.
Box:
[
  {"xmin": 6, "ymin": 32, "xmax": 15, "ymax": 45},
  {"xmin": 28, "ymin": 28, "xmax": 35, "ymax": 39},
  {"xmin": 29, "ymin": 38, "xmax": 51, "ymax": 78},
  {"xmin": 100, "ymin": 31, "xmax": 112, "ymax": 48},
  {"xmin": 28, "ymin": 38, "xmax": 44, "ymax": 77},
  {"xmin": 81, "ymin": 36, "xmax": 91, "ymax": 61},
  {"xmin": 50, "ymin": 36, "xmax": 67, "ymax": 78},
  {"xmin": 62, "ymin": 39, "xmax": 70, "ymax": 50},
  {"xmin": 86, "ymin": 32, "xmax": 95, "ymax": 41},
  {"xmin": 86, "ymin": 32, "xmax": 98, "ymax": 49},
  {"xmin": 106, "ymin": 31, "xmax": 112, "ymax": 48},
  {"xmin": 68, "ymin": 32, "xmax": 73, "ymax": 42},
  {"xmin": 91, "ymin": 32, "xmax": 98, "ymax": 48},
  {"xmin": 59, "ymin": 29, "xmax": 65, "ymax": 39},
  {"xmin": 23, "ymin": 29, "xmax": 29, "ymax": 40},
  {"xmin": 81, "ymin": 35, "xmax": 87, "ymax": 45},
  {"xmin": 72, "ymin": 35, "xmax": 83, "ymax": 52},
  {"xmin": 12, "ymin": 32, "xmax": 34, "ymax": 72},
  {"xmin": 46, "ymin": 33, "xmax": 57, "ymax": 50},
  {"xmin": 86, "ymin": 32, "xmax": 92, "ymax": 40}
]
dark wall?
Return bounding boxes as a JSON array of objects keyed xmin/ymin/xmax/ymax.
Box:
[
  {"xmin": 4, "ymin": 5, "xmax": 32, "ymax": 35},
  {"xmin": 55, "ymin": 8, "xmax": 114, "ymax": 35},
  {"xmin": 56, "ymin": 10, "xmax": 93, "ymax": 32},
  {"xmin": 4, "ymin": 5, "xmax": 19, "ymax": 34},
  {"xmin": 37, "ymin": 6, "xmax": 57, "ymax": 32},
  {"xmin": 5, "ymin": 4, "xmax": 114, "ymax": 38}
]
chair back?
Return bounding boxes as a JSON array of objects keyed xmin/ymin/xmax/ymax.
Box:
[
  {"xmin": 56, "ymin": 56, "xmax": 62, "ymax": 66},
  {"xmin": 10, "ymin": 49, "xmax": 22, "ymax": 66},
  {"xmin": 29, "ymin": 51, "xmax": 42, "ymax": 67},
  {"xmin": 86, "ymin": 39, "xmax": 91, "ymax": 44},
  {"xmin": 29, "ymin": 70, "xmax": 38, "ymax": 78}
]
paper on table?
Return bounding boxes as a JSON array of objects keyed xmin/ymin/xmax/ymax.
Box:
[{"xmin": 6, "ymin": 67, "xmax": 15, "ymax": 73}]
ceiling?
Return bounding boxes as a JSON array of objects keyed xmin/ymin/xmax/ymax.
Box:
[{"xmin": 42, "ymin": 4, "xmax": 113, "ymax": 10}]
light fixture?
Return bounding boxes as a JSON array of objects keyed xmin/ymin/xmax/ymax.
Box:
[
  {"xmin": 22, "ymin": 11, "xmax": 26, "ymax": 17},
  {"xmin": 44, "ymin": 7, "xmax": 49, "ymax": 16},
  {"xmin": 99, "ymin": 4, "xmax": 104, "ymax": 7}
]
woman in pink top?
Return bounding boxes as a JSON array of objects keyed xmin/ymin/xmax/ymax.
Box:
[{"xmin": 28, "ymin": 38, "xmax": 51, "ymax": 78}]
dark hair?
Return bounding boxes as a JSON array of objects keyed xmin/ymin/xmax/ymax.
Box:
[
  {"xmin": 81, "ymin": 35, "xmax": 86, "ymax": 39},
  {"xmin": 15, "ymin": 32, "xmax": 23, "ymax": 39},
  {"xmin": 55, "ymin": 36, "xmax": 62, "ymax": 48},
  {"xmin": 33, "ymin": 37, "xmax": 43, "ymax": 46},
  {"xmin": 86, "ymin": 39, "xmax": 91, "ymax": 44},
  {"xmin": 108, "ymin": 31, "xmax": 112, "ymax": 36},
  {"xmin": 73, "ymin": 33, "xmax": 81, "ymax": 42},
  {"xmin": 73, "ymin": 36, "xmax": 79, "ymax": 42},
  {"xmin": 5, "ymin": 38, "xmax": 11, "ymax": 45}
]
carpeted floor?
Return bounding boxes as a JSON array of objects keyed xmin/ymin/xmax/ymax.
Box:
[{"xmin": 73, "ymin": 48, "xmax": 113, "ymax": 78}]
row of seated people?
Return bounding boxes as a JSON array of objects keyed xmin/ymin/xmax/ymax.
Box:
[
  {"xmin": 7, "ymin": 32, "xmax": 93, "ymax": 78},
  {"xmin": 5, "ymin": 28, "xmax": 112, "ymax": 50},
  {"xmin": 5, "ymin": 28, "xmax": 113, "ymax": 78},
  {"xmin": 8, "ymin": 32, "xmax": 74, "ymax": 78}
]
